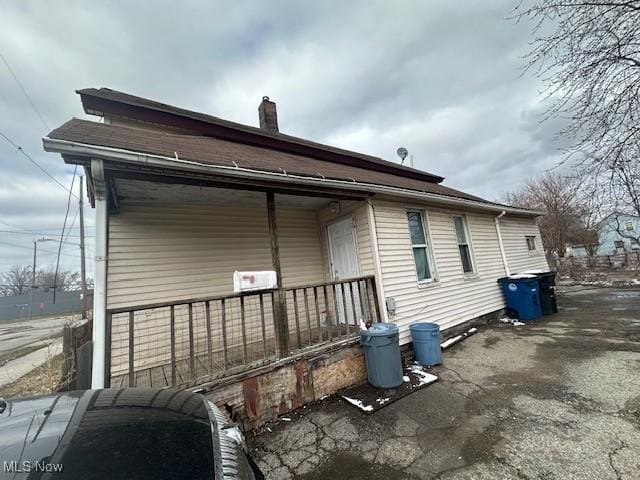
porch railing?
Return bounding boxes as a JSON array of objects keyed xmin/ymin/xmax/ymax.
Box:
[{"xmin": 106, "ymin": 275, "xmax": 379, "ymax": 388}]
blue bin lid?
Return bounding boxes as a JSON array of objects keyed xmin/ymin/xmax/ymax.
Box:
[{"xmin": 361, "ymin": 322, "xmax": 398, "ymax": 337}]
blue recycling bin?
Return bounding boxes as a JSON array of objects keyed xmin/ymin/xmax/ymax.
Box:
[
  {"xmin": 360, "ymin": 323, "xmax": 403, "ymax": 388},
  {"xmin": 497, "ymin": 276, "xmax": 542, "ymax": 321},
  {"xmin": 409, "ymin": 322, "xmax": 442, "ymax": 366}
]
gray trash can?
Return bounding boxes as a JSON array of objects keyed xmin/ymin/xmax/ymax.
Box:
[{"xmin": 360, "ymin": 322, "xmax": 403, "ymax": 388}]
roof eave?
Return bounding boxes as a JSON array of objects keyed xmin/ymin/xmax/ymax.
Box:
[{"xmin": 43, "ymin": 137, "xmax": 542, "ymax": 217}]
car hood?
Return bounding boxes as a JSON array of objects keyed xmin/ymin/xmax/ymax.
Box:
[{"xmin": 0, "ymin": 389, "xmax": 216, "ymax": 479}]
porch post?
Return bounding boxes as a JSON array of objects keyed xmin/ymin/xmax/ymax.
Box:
[
  {"xmin": 266, "ymin": 191, "xmax": 290, "ymax": 357},
  {"xmin": 366, "ymin": 198, "xmax": 388, "ymax": 322},
  {"xmin": 91, "ymin": 159, "xmax": 108, "ymax": 388}
]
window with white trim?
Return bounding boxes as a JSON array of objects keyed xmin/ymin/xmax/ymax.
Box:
[
  {"xmin": 453, "ymin": 215, "xmax": 474, "ymax": 273},
  {"xmin": 526, "ymin": 236, "xmax": 537, "ymax": 251},
  {"xmin": 407, "ymin": 211, "xmax": 435, "ymax": 282}
]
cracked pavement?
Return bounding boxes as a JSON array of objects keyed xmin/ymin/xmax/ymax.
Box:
[{"xmin": 249, "ymin": 287, "xmax": 640, "ymax": 479}]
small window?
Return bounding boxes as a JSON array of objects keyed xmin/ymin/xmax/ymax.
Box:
[
  {"xmin": 453, "ymin": 215, "xmax": 474, "ymax": 273},
  {"xmin": 614, "ymin": 240, "xmax": 624, "ymax": 249},
  {"xmin": 526, "ymin": 236, "xmax": 536, "ymax": 251},
  {"xmin": 407, "ymin": 211, "xmax": 435, "ymax": 282},
  {"xmin": 624, "ymin": 220, "xmax": 634, "ymax": 232}
]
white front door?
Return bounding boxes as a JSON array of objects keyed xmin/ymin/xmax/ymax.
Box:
[{"xmin": 327, "ymin": 216, "xmax": 361, "ymax": 325}]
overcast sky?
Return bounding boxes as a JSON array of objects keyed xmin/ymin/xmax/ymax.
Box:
[{"xmin": 0, "ymin": 0, "xmax": 566, "ymax": 275}]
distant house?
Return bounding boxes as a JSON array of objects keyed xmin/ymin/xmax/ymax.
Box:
[
  {"xmin": 568, "ymin": 212, "xmax": 640, "ymax": 257},
  {"xmin": 43, "ymin": 88, "xmax": 548, "ymax": 394}
]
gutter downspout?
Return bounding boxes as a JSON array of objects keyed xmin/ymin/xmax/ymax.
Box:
[
  {"xmin": 495, "ymin": 210, "xmax": 510, "ymax": 276},
  {"xmin": 91, "ymin": 159, "xmax": 108, "ymax": 388},
  {"xmin": 366, "ymin": 198, "xmax": 388, "ymax": 322}
]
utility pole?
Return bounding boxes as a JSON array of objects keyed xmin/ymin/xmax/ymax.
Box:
[
  {"xmin": 28, "ymin": 240, "xmax": 37, "ymax": 320},
  {"xmin": 79, "ymin": 176, "xmax": 87, "ymax": 319}
]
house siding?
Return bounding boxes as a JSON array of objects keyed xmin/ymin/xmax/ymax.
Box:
[
  {"xmin": 106, "ymin": 201, "xmax": 326, "ymax": 310},
  {"xmin": 372, "ymin": 200, "xmax": 547, "ymax": 345},
  {"xmin": 106, "ymin": 201, "xmax": 331, "ymax": 376},
  {"xmin": 500, "ymin": 216, "xmax": 549, "ymax": 273}
]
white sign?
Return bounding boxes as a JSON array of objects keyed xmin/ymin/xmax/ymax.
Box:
[{"xmin": 233, "ymin": 271, "xmax": 278, "ymax": 292}]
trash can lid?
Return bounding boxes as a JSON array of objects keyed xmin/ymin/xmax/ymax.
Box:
[
  {"xmin": 409, "ymin": 322, "xmax": 439, "ymax": 332},
  {"xmin": 362, "ymin": 322, "xmax": 398, "ymax": 336},
  {"xmin": 498, "ymin": 276, "xmax": 539, "ymax": 284}
]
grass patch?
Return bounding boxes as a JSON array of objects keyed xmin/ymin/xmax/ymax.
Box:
[{"xmin": 0, "ymin": 353, "xmax": 64, "ymax": 399}]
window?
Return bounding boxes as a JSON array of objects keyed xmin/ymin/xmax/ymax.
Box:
[
  {"xmin": 526, "ymin": 236, "xmax": 536, "ymax": 251},
  {"xmin": 407, "ymin": 211, "xmax": 435, "ymax": 282},
  {"xmin": 453, "ymin": 215, "xmax": 474, "ymax": 273},
  {"xmin": 625, "ymin": 220, "xmax": 634, "ymax": 232},
  {"xmin": 614, "ymin": 240, "xmax": 624, "ymax": 249}
]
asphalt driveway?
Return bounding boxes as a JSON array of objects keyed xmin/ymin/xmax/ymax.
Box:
[{"xmin": 249, "ymin": 287, "xmax": 640, "ymax": 479}]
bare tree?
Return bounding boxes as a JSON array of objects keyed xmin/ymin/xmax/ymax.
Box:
[
  {"xmin": 36, "ymin": 269, "xmax": 81, "ymax": 292},
  {"xmin": 514, "ymin": 1, "xmax": 640, "ymax": 215},
  {"xmin": 505, "ymin": 172, "xmax": 604, "ymax": 257},
  {"xmin": 0, "ymin": 266, "xmax": 81, "ymax": 296},
  {"xmin": 0, "ymin": 265, "xmax": 33, "ymax": 296}
]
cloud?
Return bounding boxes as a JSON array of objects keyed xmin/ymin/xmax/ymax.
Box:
[{"xmin": 0, "ymin": 0, "xmax": 566, "ymax": 272}]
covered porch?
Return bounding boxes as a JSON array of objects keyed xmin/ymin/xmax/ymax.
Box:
[{"xmin": 101, "ymin": 177, "xmax": 383, "ymax": 388}]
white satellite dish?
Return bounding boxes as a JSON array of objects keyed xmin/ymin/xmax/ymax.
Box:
[{"xmin": 397, "ymin": 147, "xmax": 408, "ymax": 164}]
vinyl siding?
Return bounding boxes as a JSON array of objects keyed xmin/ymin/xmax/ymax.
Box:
[
  {"xmin": 106, "ymin": 199, "xmax": 375, "ymax": 376},
  {"xmin": 106, "ymin": 201, "xmax": 325, "ymax": 309},
  {"xmin": 500, "ymin": 216, "xmax": 549, "ymax": 273},
  {"xmin": 372, "ymin": 200, "xmax": 546, "ymax": 345}
]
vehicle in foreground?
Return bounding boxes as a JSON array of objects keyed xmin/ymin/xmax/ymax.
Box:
[{"xmin": 0, "ymin": 388, "xmax": 263, "ymax": 479}]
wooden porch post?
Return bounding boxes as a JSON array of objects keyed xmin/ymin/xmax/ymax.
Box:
[{"xmin": 267, "ymin": 192, "xmax": 290, "ymax": 358}]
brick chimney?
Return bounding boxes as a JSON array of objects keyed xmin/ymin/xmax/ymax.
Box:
[{"xmin": 258, "ymin": 96, "xmax": 279, "ymax": 133}]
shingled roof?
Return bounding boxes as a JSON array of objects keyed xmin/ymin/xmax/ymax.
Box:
[
  {"xmin": 77, "ymin": 87, "xmax": 445, "ymax": 184},
  {"xmin": 48, "ymin": 118, "xmax": 489, "ymax": 203}
]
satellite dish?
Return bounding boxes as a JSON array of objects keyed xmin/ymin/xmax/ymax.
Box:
[{"xmin": 397, "ymin": 147, "xmax": 408, "ymax": 164}]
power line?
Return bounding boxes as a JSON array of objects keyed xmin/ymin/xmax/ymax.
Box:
[
  {"xmin": 0, "ymin": 229, "xmax": 94, "ymax": 238},
  {"xmin": 0, "ymin": 240, "xmax": 81, "ymax": 258},
  {"xmin": 0, "ymin": 219, "xmax": 93, "ymax": 238},
  {"xmin": 0, "ymin": 51, "xmax": 50, "ymax": 131},
  {"xmin": 53, "ymin": 165, "xmax": 78, "ymax": 302},
  {"xmin": 0, "ymin": 129, "xmax": 78, "ymax": 198}
]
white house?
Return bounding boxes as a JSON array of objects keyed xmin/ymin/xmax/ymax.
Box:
[{"xmin": 43, "ymin": 88, "xmax": 548, "ymax": 395}]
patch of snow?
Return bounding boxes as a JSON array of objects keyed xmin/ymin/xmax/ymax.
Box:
[
  {"xmin": 406, "ymin": 365, "xmax": 438, "ymax": 387},
  {"xmin": 468, "ymin": 327, "xmax": 478, "ymax": 333},
  {"xmin": 509, "ymin": 273, "xmax": 537, "ymax": 279},
  {"xmin": 441, "ymin": 335, "xmax": 462, "ymax": 349},
  {"xmin": 521, "ymin": 269, "xmax": 544, "ymax": 274},
  {"xmin": 341, "ymin": 395, "xmax": 374, "ymax": 412},
  {"xmin": 402, "ymin": 375, "xmax": 410, "ymax": 382},
  {"xmin": 319, "ymin": 394, "xmax": 329, "ymax": 400},
  {"xmin": 376, "ymin": 397, "xmax": 391, "ymax": 405},
  {"xmin": 281, "ymin": 417, "xmax": 292, "ymax": 421},
  {"xmin": 499, "ymin": 317, "xmax": 526, "ymax": 326}
]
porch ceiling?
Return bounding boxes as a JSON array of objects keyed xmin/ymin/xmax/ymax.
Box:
[{"xmin": 114, "ymin": 178, "xmax": 334, "ymax": 209}]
